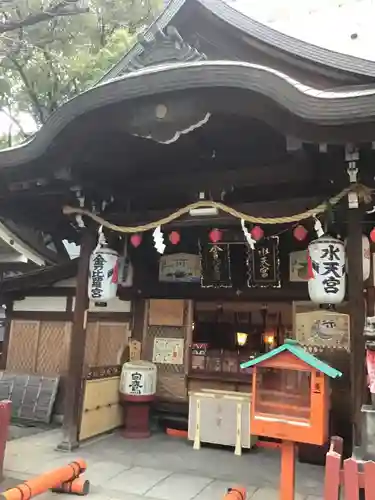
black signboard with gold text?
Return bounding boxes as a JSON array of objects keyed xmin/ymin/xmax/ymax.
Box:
[{"xmin": 247, "ymin": 236, "xmax": 281, "ymax": 288}]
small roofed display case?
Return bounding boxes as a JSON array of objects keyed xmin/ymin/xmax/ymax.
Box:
[{"xmin": 240, "ymin": 340, "xmax": 342, "ymax": 445}]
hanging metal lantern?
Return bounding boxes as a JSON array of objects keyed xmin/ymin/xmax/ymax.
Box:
[
  {"xmin": 88, "ymin": 243, "xmax": 119, "ymax": 301},
  {"xmin": 308, "ymin": 236, "xmax": 345, "ymax": 305},
  {"xmin": 344, "ymin": 234, "xmax": 370, "ymax": 282}
]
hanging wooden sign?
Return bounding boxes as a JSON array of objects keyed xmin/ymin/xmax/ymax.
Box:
[
  {"xmin": 247, "ymin": 236, "xmax": 280, "ymax": 288},
  {"xmin": 200, "ymin": 243, "xmax": 232, "ymax": 288},
  {"xmin": 152, "ymin": 337, "xmax": 184, "ymax": 365},
  {"xmin": 295, "ymin": 310, "xmax": 350, "ymax": 351},
  {"xmin": 129, "ymin": 340, "xmax": 142, "ymax": 361},
  {"xmin": 289, "ymin": 250, "xmax": 309, "ymax": 282},
  {"xmin": 159, "ymin": 253, "xmax": 200, "ymax": 283}
]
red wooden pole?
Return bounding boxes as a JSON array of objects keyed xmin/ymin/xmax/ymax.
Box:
[
  {"xmin": 0, "ymin": 459, "xmax": 87, "ymax": 500},
  {"xmin": 280, "ymin": 440, "xmax": 295, "ymax": 500},
  {"xmin": 51, "ymin": 478, "xmax": 90, "ymax": 496},
  {"xmin": 223, "ymin": 487, "xmax": 246, "ymax": 500},
  {"xmin": 0, "ymin": 401, "xmax": 11, "ymax": 482}
]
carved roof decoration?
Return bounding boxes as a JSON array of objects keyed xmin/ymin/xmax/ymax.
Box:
[
  {"xmin": 123, "ymin": 26, "xmax": 206, "ymax": 75},
  {"xmin": 126, "ymin": 95, "xmax": 210, "ymax": 144},
  {"xmin": 0, "ymin": 219, "xmax": 65, "ymax": 267}
]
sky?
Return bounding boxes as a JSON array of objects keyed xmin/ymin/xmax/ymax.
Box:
[
  {"xmin": 226, "ymin": 0, "xmax": 375, "ymax": 61},
  {"xmin": 1, "ymin": 0, "xmax": 372, "ymax": 137},
  {"xmin": 0, "ymin": 111, "xmax": 37, "ymax": 137}
]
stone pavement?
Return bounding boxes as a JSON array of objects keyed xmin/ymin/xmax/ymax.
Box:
[{"xmin": 2, "ymin": 430, "xmax": 324, "ymax": 500}]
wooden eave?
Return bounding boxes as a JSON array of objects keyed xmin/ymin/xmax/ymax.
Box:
[
  {"xmin": 0, "ymin": 219, "xmax": 67, "ymax": 266},
  {"xmin": 0, "ymin": 258, "xmax": 77, "ymax": 295},
  {"xmin": 101, "ymin": 0, "xmax": 375, "ymax": 84},
  {"xmin": 1, "ymin": 61, "xmax": 375, "ymax": 173}
]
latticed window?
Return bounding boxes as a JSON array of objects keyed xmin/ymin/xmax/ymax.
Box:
[{"xmin": 254, "ymin": 367, "xmax": 311, "ymax": 420}]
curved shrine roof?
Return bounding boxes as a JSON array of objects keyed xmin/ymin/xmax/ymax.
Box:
[{"xmin": 1, "ymin": 60, "xmax": 375, "ymax": 166}]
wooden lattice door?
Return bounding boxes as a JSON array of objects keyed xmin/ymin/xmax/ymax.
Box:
[{"xmin": 6, "ymin": 320, "xmax": 71, "ymax": 375}]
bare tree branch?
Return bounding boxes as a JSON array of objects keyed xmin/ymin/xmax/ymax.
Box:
[
  {"xmin": 0, "ymin": 0, "xmax": 88, "ymax": 34},
  {"xmin": 2, "ymin": 106, "xmax": 28, "ymax": 137},
  {"xmin": 8, "ymin": 55, "xmax": 46, "ymax": 123}
]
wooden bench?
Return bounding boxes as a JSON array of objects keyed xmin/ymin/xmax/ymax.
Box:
[{"xmin": 325, "ymin": 436, "xmax": 375, "ymax": 500}]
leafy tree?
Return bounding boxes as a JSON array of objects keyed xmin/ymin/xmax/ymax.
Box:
[{"xmin": 0, "ymin": 0, "xmax": 161, "ymax": 144}]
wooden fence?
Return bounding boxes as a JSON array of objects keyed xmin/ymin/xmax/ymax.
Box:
[{"xmin": 325, "ymin": 436, "xmax": 375, "ymax": 500}]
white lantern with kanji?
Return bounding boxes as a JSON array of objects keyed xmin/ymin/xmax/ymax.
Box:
[
  {"xmin": 308, "ymin": 236, "xmax": 345, "ymax": 305},
  {"xmin": 88, "ymin": 244, "xmax": 119, "ymax": 301},
  {"xmin": 344, "ymin": 234, "xmax": 370, "ymax": 282}
]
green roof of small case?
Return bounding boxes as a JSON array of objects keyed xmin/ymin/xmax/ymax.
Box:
[{"xmin": 240, "ymin": 339, "xmax": 342, "ymax": 378}]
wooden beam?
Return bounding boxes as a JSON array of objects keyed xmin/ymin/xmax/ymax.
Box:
[
  {"xmin": 118, "ymin": 159, "xmax": 314, "ymax": 196},
  {"xmin": 57, "ymin": 228, "xmax": 95, "ymax": 451},
  {"xmin": 118, "ymin": 282, "xmax": 309, "ymax": 302},
  {"xmin": 0, "ymin": 302, "xmax": 12, "ymax": 371},
  {"xmin": 347, "ymin": 205, "xmax": 366, "ymax": 448}
]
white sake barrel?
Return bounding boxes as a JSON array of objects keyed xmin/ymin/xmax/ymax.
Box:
[{"xmin": 120, "ymin": 360, "xmax": 157, "ymax": 398}]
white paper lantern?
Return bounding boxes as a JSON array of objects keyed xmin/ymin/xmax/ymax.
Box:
[
  {"xmin": 88, "ymin": 245, "xmax": 119, "ymax": 301},
  {"xmin": 344, "ymin": 234, "xmax": 370, "ymax": 282},
  {"xmin": 119, "ymin": 361, "xmax": 157, "ymax": 398},
  {"xmin": 363, "ymin": 235, "xmax": 371, "ymax": 281},
  {"xmin": 308, "ymin": 236, "xmax": 345, "ymax": 305}
]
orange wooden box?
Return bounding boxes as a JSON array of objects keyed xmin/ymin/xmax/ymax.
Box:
[{"xmin": 241, "ymin": 340, "xmax": 342, "ymax": 446}]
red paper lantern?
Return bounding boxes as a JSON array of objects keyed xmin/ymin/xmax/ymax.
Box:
[
  {"xmin": 209, "ymin": 228, "xmax": 222, "ymax": 243},
  {"xmin": 293, "ymin": 225, "xmax": 308, "ymax": 241},
  {"xmin": 251, "ymin": 226, "xmax": 264, "ymax": 241},
  {"xmin": 370, "ymin": 228, "xmax": 375, "ymax": 243},
  {"xmin": 130, "ymin": 234, "xmax": 142, "ymax": 248},
  {"xmin": 169, "ymin": 231, "xmax": 180, "ymax": 245}
]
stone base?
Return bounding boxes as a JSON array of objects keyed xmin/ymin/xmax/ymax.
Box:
[{"xmin": 56, "ymin": 439, "xmax": 80, "ymax": 452}]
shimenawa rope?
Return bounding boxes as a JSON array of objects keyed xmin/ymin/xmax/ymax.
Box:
[{"xmin": 62, "ymin": 184, "xmax": 371, "ymax": 234}]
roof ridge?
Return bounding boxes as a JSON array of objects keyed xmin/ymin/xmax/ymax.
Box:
[
  {"xmin": 99, "ymin": 0, "xmax": 375, "ymax": 82},
  {"xmin": 240, "ymin": 340, "xmax": 342, "ymax": 378}
]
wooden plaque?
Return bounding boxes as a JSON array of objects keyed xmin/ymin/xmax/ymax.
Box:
[
  {"xmin": 295, "ymin": 310, "xmax": 350, "ymax": 351},
  {"xmin": 148, "ymin": 299, "xmax": 184, "ymax": 326}
]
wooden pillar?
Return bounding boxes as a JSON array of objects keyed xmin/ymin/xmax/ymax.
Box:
[
  {"xmin": 57, "ymin": 228, "xmax": 95, "ymax": 451},
  {"xmin": 0, "ymin": 301, "xmax": 12, "ymax": 371},
  {"xmin": 347, "ymin": 206, "xmax": 366, "ymax": 448},
  {"xmin": 132, "ymin": 299, "xmax": 146, "ymax": 343}
]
